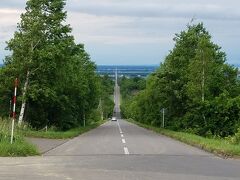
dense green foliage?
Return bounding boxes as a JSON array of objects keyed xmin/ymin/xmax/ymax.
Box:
[
  {"xmin": 120, "ymin": 77, "xmax": 146, "ymax": 118},
  {"xmin": 0, "ymin": 0, "xmax": 103, "ymax": 130},
  {"xmin": 122, "ymin": 23, "xmax": 240, "ymax": 138},
  {"xmin": 99, "ymin": 75, "xmax": 115, "ymax": 119},
  {"xmin": 120, "ymin": 76, "xmax": 146, "ymax": 99}
]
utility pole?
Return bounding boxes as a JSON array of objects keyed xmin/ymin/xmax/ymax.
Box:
[
  {"xmin": 114, "ymin": 68, "xmax": 118, "ymax": 108},
  {"xmin": 83, "ymin": 113, "xmax": 86, "ymax": 127},
  {"xmin": 201, "ymin": 49, "xmax": 205, "ymax": 102},
  {"xmin": 200, "ymin": 45, "xmax": 207, "ymax": 125},
  {"xmin": 161, "ymin": 108, "xmax": 165, "ymax": 128},
  {"xmin": 98, "ymin": 99, "xmax": 104, "ymax": 120},
  {"xmin": 162, "ymin": 108, "xmax": 165, "ymax": 128},
  {"xmin": 100, "ymin": 99, "xmax": 104, "ymax": 120},
  {"xmin": 115, "ymin": 68, "xmax": 118, "ymax": 85}
]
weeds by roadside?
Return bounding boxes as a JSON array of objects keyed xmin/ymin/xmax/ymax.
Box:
[
  {"xmin": 0, "ymin": 118, "xmax": 39, "ymax": 157},
  {"xmin": 22, "ymin": 120, "xmax": 106, "ymax": 139}
]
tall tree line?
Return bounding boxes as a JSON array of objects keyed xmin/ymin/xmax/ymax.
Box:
[
  {"xmin": 122, "ymin": 23, "xmax": 240, "ymax": 137},
  {"xmin": 0, "ymin": 0, "xmax": 102, "ymax": 130},
  {"xmin": 99, "ymin": 75, "xmax": 115, "ymax": 119}
]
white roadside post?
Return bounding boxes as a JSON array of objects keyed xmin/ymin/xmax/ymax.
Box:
[{"xmin": 11, "ymin": 78, "xmax": 18, "ymax": 144}]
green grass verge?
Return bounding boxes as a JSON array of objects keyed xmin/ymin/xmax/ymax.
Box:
[
  {"xmin": 0, "ymin": 118, "xmax": 39, "ymax": 157},
  {"xmin": 0, "ymin": 139, "xmax": 39, "ymax": 157},
  {"xmin": 127, "ymin": 119, "xmax": 240, "ymax": 158},
  {"xmin": 22, "ymin": 120, "xmax": 106, "ymax": 139}
]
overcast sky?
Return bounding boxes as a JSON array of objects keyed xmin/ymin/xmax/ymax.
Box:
[{"xmin": 0, "ymin": 0, "xmax": 239, "ymax": 65}]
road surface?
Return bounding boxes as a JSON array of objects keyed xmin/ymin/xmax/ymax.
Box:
[
  {"xmin": 0, "ymin": 82, "xmax": 240, "ymax": 179},
  {"xmin": 1, "ymin": 119, "xmax": 240, "ymax": 180}
]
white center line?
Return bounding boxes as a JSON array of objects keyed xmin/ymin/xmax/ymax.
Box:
[
  {"xmin": 117, "ymin": 120, "xmax": 123, "ymax": 134},
  {"xmin": 124, "ymin": 147, "xmax": 129, "ymax": 155},
  {"xmin": 117, "ymin": 120, "xmax": 130, "ymax": 155}
]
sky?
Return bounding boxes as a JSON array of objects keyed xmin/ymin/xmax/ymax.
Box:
[{"xmin": 0, "ymin": 0, "xmax": 239, "ymax": 65}]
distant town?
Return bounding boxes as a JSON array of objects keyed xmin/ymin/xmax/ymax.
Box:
[{"xmin": 97, "ymin": 65, "xmax": 158, "ymax": 78}]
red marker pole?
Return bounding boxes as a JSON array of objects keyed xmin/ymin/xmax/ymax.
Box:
[{"xmin": 11, "ymin": 78, "xmax": 18, "ymax": 144}]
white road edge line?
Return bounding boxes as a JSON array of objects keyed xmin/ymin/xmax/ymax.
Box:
[
  {"xmin": 121, "ymin": 134, "xmax": 124, "ymax": 138},
  {"xmin": 122, "ymin": 139, "xmax": 126, "ymax": 144},
  {"xmin": 124, "ymin": 147, "xmax": 129, "ymax": 155}
]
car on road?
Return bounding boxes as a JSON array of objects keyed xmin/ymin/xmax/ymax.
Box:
[{"xmin": 111, "ymin": 117, "xmax": 117, "ymax": 121}]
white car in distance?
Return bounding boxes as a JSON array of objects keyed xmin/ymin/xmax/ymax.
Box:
[{"xmin": 111, "ymin": 117, "xmax": 117, "ymax": 121}]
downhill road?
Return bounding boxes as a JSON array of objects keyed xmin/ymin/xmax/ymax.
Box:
[{"xmin": 0, "ymin": 82, "xmax": 240, "ymax": 179}]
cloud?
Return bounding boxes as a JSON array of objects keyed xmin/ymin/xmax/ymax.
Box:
[
  {"xmin": 0, "ymin": 8, "xmax": 22, "ymax": 47},
  {"xmin": 67, "ymin": 0, "xmax": 240, "ymax": 21},
  {"xmin": 67, "ymin": 12, "xmax": 176, "ymax": 45},
  {"xmin": 0, "ymin": 0, "xmax": 25, "ymax": 9},
  {"xmin": 0, "ymin": 0, "xmax": 239, "ymax": 65}
]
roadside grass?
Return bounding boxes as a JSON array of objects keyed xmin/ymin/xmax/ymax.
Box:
[
  {"xmin": 22, "ymin": 120, "xmax": 106, "ymax": 139},
  {"xmin": 0, "ymin": 139, "xmax": 39, "ymax": 157},
  {"xmin": 127, "ymin": 119, "xmax": 240, "ymax": 158},
  {"xmin": 0, "ymin": 118, "xmax": 39, "ymax": 157}
]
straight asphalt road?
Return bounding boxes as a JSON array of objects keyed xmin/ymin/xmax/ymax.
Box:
[
  {"xmin": 1, "ymin": 119, "xmax": 240, "ymax": 180},
  {"xmin": 0, "ymin": 82, "xmax": 240, "ymax": 179}
]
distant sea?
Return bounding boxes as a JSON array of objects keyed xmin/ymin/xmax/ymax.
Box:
[
  {"xmin": 97, "ymin": 65, "xmax": 158, "ymax": 78},
  {"xmin": 97, "ymin": 64, "xmax": 240, "ymax": 78},
  {"xmin": 1, "ymin": 63, "xmax": 238, "ymax": 74}
]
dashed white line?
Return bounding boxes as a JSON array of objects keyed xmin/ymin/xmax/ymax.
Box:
[
  {"xmin": 124, "ymin": 147, "xmax": 129, "ymax": 155},
  {"xmin": 117, "ymin": 120, "xmax": 130, "ymax": 155},
  {"xmin": 117, "ymin": 120, "xmax": 123, "ymax": 134}
]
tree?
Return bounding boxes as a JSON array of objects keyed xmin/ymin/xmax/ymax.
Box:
[
  {"xmin": 0, "ymin": 0, "xmax": 101, "ymax": 130},
  {"xmin": 99, "ymin": 75, "xmax": 114, "ymax": 119},
  {"xmin": 121, "ymin": 22, "xmax": 240, "ymax": 137}
]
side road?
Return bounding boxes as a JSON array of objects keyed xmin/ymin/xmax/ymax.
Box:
[
  {"xmin": 26, "ymin": 138, "xmax": 68, "ymax": 154},
  {"xmin": 24, "ymin": 121, "xmax": 106, "ymax": 155},
  {"xmin": 0, "ymin": 120, "xmax": 106, "ymax": 157}
]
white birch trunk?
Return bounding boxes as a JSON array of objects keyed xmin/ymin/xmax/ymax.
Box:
[
  {"xmin": 18, "ymin": 40, "xmax": 40, "ymax": 125},
  {"xmin": 18, "ymin": 71, "xmax": 30, "ymax": 125}
]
